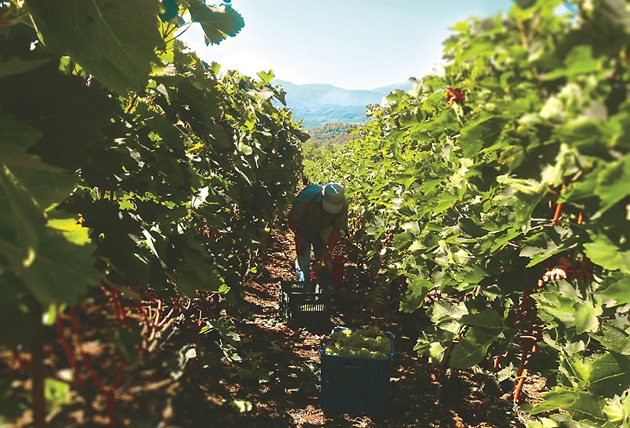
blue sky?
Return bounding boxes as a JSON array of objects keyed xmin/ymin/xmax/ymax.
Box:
[{"xmin": 181, "ymin": 0, "xmax": 513, "ymax": 90}]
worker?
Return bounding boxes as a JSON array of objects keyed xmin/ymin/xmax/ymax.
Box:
[{"xmin": 287, "ymin": 183, "xmax": 348, "ymax": 289}]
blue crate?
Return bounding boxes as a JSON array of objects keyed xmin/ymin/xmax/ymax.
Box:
[
  {"xmin": 279, "ymin": 281, "xmax": 332, "ymax": 328},
  {"xmin": 320, "ymin": 326, "xmax": 395, "ymax": 417}
]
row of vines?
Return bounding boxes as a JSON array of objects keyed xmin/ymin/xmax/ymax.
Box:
[
  {"xmin": 306, "ymin": 0, "xmax": 630, "ymax": 426},
  {"xmin": 1, "ymin": 0, "xmax": 306, "ymax": 425}
]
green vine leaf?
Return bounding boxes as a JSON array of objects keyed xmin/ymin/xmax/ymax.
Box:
[
  {"xmin": 188, "ymin": 0, "xmax": 244, "ymax": 46},
  {"xmin": 584, "ymin": 233, "xmax": 630, "ymax": 274},
  {"xmin": 588, "ymin": 353, "xmax": 630, "ymax": 398},
  {"xmin": 594, "ymin": 154, "xmax": 630, "ymax": 216},
  {"xmin": 574, "ymin": 301, "xmax": 600, "ymax": 335},
  {"xmin": 27, "ymin": 0, "xmax": 163, "ymax": 94},
  {"xmin": 21, "ymin": 230, "xmax": 100, "ymax": 305}
]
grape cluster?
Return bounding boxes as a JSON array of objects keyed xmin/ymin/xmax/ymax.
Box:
[{"xmin": 325, "ymin": 328, "xmax": 391, "ymax": 359}]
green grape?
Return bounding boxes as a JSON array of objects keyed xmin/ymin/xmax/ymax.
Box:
[{"xmin": 328, "ymin": 328, "xmax": 391, "ymax": 359}]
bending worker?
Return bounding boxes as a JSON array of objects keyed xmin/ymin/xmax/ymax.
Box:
[{"xmin": 288, "ymin": 183, "xmax": 348, "ymax": 288}]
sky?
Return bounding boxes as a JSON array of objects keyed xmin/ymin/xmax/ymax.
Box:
[{"xmin": 180, "ymin": 0, "xmax": 513, "ymax": 90}]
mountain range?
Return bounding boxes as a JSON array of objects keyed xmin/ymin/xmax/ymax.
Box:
[{"xmin": 273, "ymin": 79, "xmax": 414, "ymax": 128}]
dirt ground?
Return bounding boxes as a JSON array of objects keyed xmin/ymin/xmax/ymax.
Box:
[
  {"xmin": 171, "ymin": 229, "xmax": 532, "ymax": 428},
  {"xmin": 4, "ymin": 228, "xmax": 543, "ymax": 427}
]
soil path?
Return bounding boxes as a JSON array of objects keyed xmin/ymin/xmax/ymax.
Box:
[
  {"xmin": 18, "ymin": 228, "xmax": 529, "ymax": 427},
  {"xmin": 221, "ymin": 229, "xmax": 524, "ymax": 427}
]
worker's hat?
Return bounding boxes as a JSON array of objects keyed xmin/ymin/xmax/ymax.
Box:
[{"xmin": 322, "ymin": 183, "xmax": 345, "ymax": 214}]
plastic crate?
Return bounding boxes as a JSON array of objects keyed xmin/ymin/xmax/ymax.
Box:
[
  {"xmin": 320, "ymin": 326, "xmax": 395, "ymax": 417},
  {"xmin": 279, "ymin": 281, "xmax": 332, "ymax": 328}
]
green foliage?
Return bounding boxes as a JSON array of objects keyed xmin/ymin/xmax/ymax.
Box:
[
  {"xmin": 308, "ymin": 0, "xmax": 630, "ymax": 424},
  {"xmin": 188, "ymin": 0, "xmax": 244, "ymax": 45},
  {"xmin": 0, "ymin": 0, "xmax": 304, "ymax": 421},
  {"xmin": 1, "ymin": 0, "xmax": 303, "ymax": 307},
  {"xmin": 302, "ymin": 122, "xmax": 359, "ymax": 171},
  {"xmin": 26, "ymin": 0, "xmax": 164, "ymax": 94}
]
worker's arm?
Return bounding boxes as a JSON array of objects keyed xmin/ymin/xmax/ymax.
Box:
[
  {"xmin": 288, "ymin": 218, "xmax": 298, "ymax": 234},
  {"xmin": 322, "ymin": 203, "xmax": 348, "ymax": 262},
  {"xmin": 327, "ymin": 230, "xmax": 342, "ymax": 251},
  {"xmin": 321, "ymin": 230, "xmax": 341, "ymax": 264}
]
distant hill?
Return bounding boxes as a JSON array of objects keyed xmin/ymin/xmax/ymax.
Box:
[
  {"xmin": 273, "ymin": 79, "xmax": 413, "ymax": 128},
  {"xmin": 302, "ymin": 123, "xmax": 360, "ymax": 165},
  {"xmin": 307, "ymin": 123, "xmax": 359, "ymax": 146}
]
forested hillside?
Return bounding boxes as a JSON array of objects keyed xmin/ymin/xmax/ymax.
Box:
[
  {"xmin": 275, "ymin": 80, "xmax": 414, "ymax": 128},
  {"xmin": 301, "ymin": 123, "xmax": 359, "ymax": 171},
  {"xmin": 307, "ymin": 123, "xmax": 358, "ymax": 145}
]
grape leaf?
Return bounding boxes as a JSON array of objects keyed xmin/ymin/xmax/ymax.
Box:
[
  {"xmin": 0, "ymin": 165, "xmax": 44, "ymax": 269},
  {"xmin": 458, "ymin": 115, "xmax": 508, "ymax": 158},
  {"xmin": 520, "ymin": 231, "xmax": 566, "ymax": 267},
  {"xmin": 21, "ymin": 229, "xmax": 100, "ymax": 305},
  {"xmin": 544, "ymin": 45, "xmax": 600, "ymax": 80},
  {"xmin": 590, "ymin": 325, "xmax": 630, "ymax": 355},
  {"xmin": 257, "ymin": 70, "xmax": 274, "ymax": 85},
  {"xmin": 10, "ymin": 168, "xmax": 76, "ymax": 210},
  {"xmin": 0, "ymin": 115, "xmax": 59, "ymax": 172},
  {"xmin": 188, "ymin": 1, "xmax": 244, "ymax": 46},
  {"xmin": 0, "ymin": 275, "xmax": 39, "ymax": 348},
  {"xmin": 159, "ymin": 0, "xmax": 179, "ymax": 21},
  {"xmin": 595, "ymin": 275, "xmax": 630, "ymax": 306},
  {"xmin": 400, "ymin": 276, "xmax": 432, "ymax": 313},
  {"xmin": 460, "ymin": 310, "xmax": 505, "ymax": 330},
  {"xmin": 574, "ymin": 301, "xmax": 600, "ymax": 335},
  {"xmin": 588, "ymin": 353, "xmax": 630, "ymax": 397},
  {"xmin": 594, "ymin": 154, "xmax": 630, "ymax": 215},
  {"xmin": 584, "ymin": 233, "xmax": 630, "ymax": 274},
  {"xmin": 533, "ymin": 291, "xmax": 576, "ymax": 327},
  {"xmin": 27, "ymin": 0, "xmax": 163, "ymax": 94},
  {"xmin": 47, "ymin": 217, "xmax": 91, "ymax": 246},
  {"xmin": 527, "ymin": 389, "xmax": 581, "ymax": 415},
  {"xmin": 450, "ymin": 326, "xmax": 498, "ymax": 369},
  {"xmin": 170, "ymin": 248, "xmax": 227, "ymax": 297},
  {"xmin": 0, "ymin": 57, "xmax": 51, "ymax": 79},
  {"xmin": 528, "ymin": 388, "xmax": 607, "ymax": 424},
  {"xmin": 0, "ymin": 62, "xmax": 117, "ymax": 170}
]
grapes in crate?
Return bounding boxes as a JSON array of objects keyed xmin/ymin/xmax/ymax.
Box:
[{"xmin": 325, "ymin": 328, "xmax": 391, "ymax": 359}]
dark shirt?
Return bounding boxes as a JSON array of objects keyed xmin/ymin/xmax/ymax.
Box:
[{"xmin": 288, "ymin": 185, "xmax": 348, "ymax": 244}]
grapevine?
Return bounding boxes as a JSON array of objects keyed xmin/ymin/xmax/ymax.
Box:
[
  {"xmin": 306, "ymin": 0, "xmax": 630, "ymax": 426},
  {"xmin": 0, "ymin": 0, "xmax": 305, "ymax": 425}
]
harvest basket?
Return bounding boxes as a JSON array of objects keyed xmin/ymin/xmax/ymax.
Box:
[
  {"xmin": 278, "ymin": 281, "xmax": 332, "ymax": 328},
  {"xmin": 320, "ymin": 326, "xmax": 395, "ymax": 417}
]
